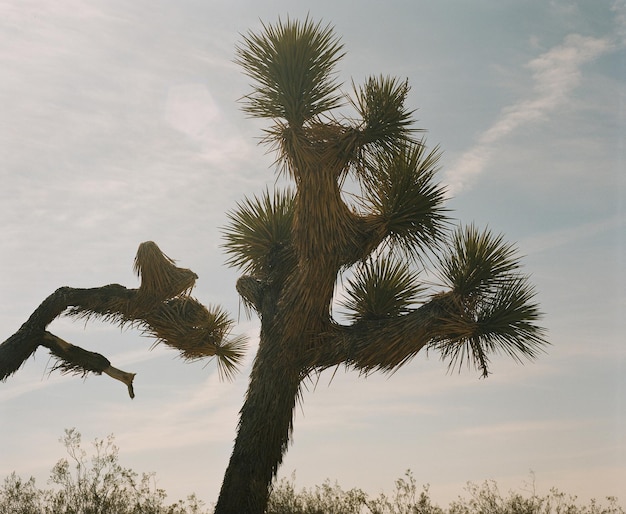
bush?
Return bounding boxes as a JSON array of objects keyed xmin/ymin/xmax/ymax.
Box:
[
  {"xmin": 267, "ymin": 469, "xmax": 624, "ymax": 514},
  {"xmin": 364, "ymin": 470, "xmax": 444, "ymax": 514},
  {"xmin": 0, "ymin": 473, "xmax": 44, "ymax": 514},
  {"xmin": 0, "ymin": 428, "xmax": 209, "ymax": 514},
  {"xmin": 267, "ymin": 473, "xmax": 367, "ymax": 514},
  {"xmin": 447, "ymin": 478, "xmax": 624, "ymax": 514},
  {"xmin": 1, "ymin": 431, "xmax": 623, "ymax": 514}
]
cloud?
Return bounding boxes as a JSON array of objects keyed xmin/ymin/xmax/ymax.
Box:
[
  {"xmin": 0, "ymin": 374, "xmax": 67, "ymax": 403},
  {"xmin": 165, "ymin": 84, "xmax": 221, "ymax": 139},
  {"xmin": 521, "ymin": 214, "xmax": 626, "ymax": 255},
  {"xmin": 449, "ymin": 419, "xmax": 590, "ymax": 438},
  {"xmin": 612, "ymin": 0, "xmax": 626, "ymax": 45},
  {"xmin": 444, "ymin": 33, "xmax": 613, "ymax": 195}
]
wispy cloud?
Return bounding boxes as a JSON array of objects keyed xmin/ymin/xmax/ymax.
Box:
[
  {"xmin": 0, "ymin": 374, "xmax": 66, "ymax": 403},
  {"xmin": 521, "ymin": 214, "xmax": 626, "ymax": 255},
  {"xmin": 449, "ymin": 418, "xmax": 593, "ymax": 438},
  {"xmin": 612, "ymin": 0, "xmax": 626, "ymax": 45},
  {"xmin": 444, "ymin": 34, "xmax": 613, "ymax": 195}
]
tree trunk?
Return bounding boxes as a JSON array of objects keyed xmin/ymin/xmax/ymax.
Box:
[
  {"xmin": 215, "ymin": 198, "xmax": 340, "ymax": 512},
  {"xmin": 214, "ymin": 325, "xmax": 302, "ymax": 513},
  {"xmin": 215, "ymin": 136, "xmax": 358, "ymax": 512}
]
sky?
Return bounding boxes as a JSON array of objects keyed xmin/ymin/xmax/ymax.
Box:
[{"xmin": 1, "ymin": 0, "xmax": 625, "ymax": 509}]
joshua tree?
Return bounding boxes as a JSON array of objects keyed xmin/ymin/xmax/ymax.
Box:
[
  {"xmin": 1, "ymin": 17, "xmax": 547, "ymax": 514},
  {"xmin": 215, "ymin": 18, "xmax": 546, "ymax": 512}
]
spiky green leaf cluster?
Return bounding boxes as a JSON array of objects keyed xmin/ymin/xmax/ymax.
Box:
[
  {"xmin": 352, "ymin": 76, "xmax": 417, "ymax": 153},
  {"xmin": 439, "ymin": 224, "xmax": 520, "ymax": 297},
  {"xmin": 361, "ymin": 142, "xmax": 449, "ymax": 259},
  {"xmin": 236, "ymin": 17, "xmax": 345, "ymax": 126},
  {"xmin": 222, "ymin": 189, "xmax": 296, "ymax": 279},
  {"xmin": 140, "ymin": 299, "xmax": 248, "ymax": 381},
  {"xmin": 433, "ymin": 225, "xmax": 547, "ymax": 376},
  {"xmin": 341, "ymin": 258, "xmax": 424, "ymax": 322}
]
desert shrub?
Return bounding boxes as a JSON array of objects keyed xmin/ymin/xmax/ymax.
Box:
[
  {"xmin": 2, "ymin": 430, "xmax": 623, "ymax": 514},
  {"xmin": 447, "ymin": 478, "xmax": 624, "ymax": 514},
  {"xmin": 266, "ymin": 470, "xmax": 624, "ymax": 514},
  {"xmin": 0, "ymin": 429, "xmax": 209, "ymax": 514},
  {"xmin": 0, "ymin": 472, "xmax": 46, "ymax": 514},
  {"xmin": 267, "ymin": 472, "xmax": 367, "ymax": 514},
  {"xmin": 365, "ymin": 470, "xmax": 444, "ymax": 514}
]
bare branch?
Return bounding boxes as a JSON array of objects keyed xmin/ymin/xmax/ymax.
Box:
[
  {"xmin": 40, "ymin": 332, "xmax": 136, "ymax": 399},
  {"xmin": 42, "ymin": 331, "xmax": 112, "ymax": 375},
  {"xmin": 102, "ymin": 366, "xmax": 136, "ymax": 399}
]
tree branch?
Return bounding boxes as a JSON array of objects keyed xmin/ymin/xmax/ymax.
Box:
[
  {"xmin": 308, "ymin": 295, "xmax": 450, "ymax": 373},
  {"xmin": 236, "ymin": 275, "xmax": 266, "ymax": 314},
  {"xmin": 0, "ymin": 285, "xmax": 139, "ymax": 397},
  {"xmin": 42, "ymin": 332, "xmax": 136, "ymax": 399},
  {"xmin": 1, "ymin": 241, "xmax": 246, "ymax": 397}
]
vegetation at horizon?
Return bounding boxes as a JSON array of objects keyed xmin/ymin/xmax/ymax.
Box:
[{"xmin": 1, "ymin": 430, "xmax": 621, "ymax": 514}]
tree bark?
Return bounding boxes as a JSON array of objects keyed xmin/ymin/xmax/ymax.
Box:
[
  {"xmin": 217, "ymin": 253, "xmax": 329, "ymax": 513},
  {"xmin": 214, "ymin": 322, "xmax": 302, "ymax": 513}
]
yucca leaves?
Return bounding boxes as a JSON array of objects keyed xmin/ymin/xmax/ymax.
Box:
[
  {"xmin": 222, "ymin": 189, "xmax": 295, "ymax": 278},
  {"xmin": 475, "ymin": 276, "xmax": 545, "ymax": 355},
  {"xmin": 134, "ymin": 241, "xmax": 198, "ymax": 301},
  {"xmin": 229, "ymin": 19, "xmax": 546, "ymax": 385},
  {"xmin": 341, "ymin": 257, "xmax": 424, "ymax": 322},
  {"xmin": 145, "ymin": 299, "xmax": 247, "ymax": 381},
  {"xmin": 438, "ymin": 224, "xmax": 520, "ymax": 296},
  {"xmin": 351, "ymin": 76, "xmax": 417, "ymax": 153},
  {"xmin": 432, "ymin": 225, "xmax": 547, "ymax": 376},
  {"xmin": 131, "ymin": 244, "xmax": 248, "ymax": 380},
  {"xmin": 309, "ymin": 225, "xmax": 547, "ymax": 378},
  {"xmin": 361, "ymin": 142, "xmax": 449, "ymax": 259},
  {"xmin": 236, "ymin": 17, "xmax": 345, "ymax": 126},
  {"xmin": 65, "ymin": 243, "xmax": 249, "ymax": 383},
  {"xmin": 230, "ymin": 19, "xmax": 545, "ymax": 383}
]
